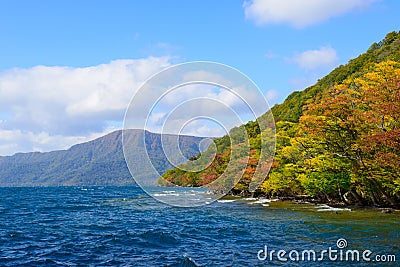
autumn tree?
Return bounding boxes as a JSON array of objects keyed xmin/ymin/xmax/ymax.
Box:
[{"xmin": 298, "ymin": 61, "xmax": 400, "ymax": 207}]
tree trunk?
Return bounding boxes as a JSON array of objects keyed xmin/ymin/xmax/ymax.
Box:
[
  {"xmin": 369, "ymin": 178, "xmax": 398, "ymax": 208},
  {"xmin": 349, "ymin": 188, "xmax": 365, "ymax": 206}
]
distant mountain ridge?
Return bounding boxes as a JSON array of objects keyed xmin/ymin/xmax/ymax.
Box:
[{"xmin": 0, "ymin": 130, "xmax": 206, "ymax": 186}]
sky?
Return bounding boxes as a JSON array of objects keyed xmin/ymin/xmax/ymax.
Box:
[{"xmin": 0, "ymin": 0, "xmax": 399, "ymax": 156}]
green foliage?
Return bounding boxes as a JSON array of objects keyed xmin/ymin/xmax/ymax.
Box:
[
  {"xmin": 161, "ymin": 31, "xmax": 400, "ymax": 207},
  {"xmin": 271, "ymin": 31, "xmax": 400, "ymax": 123},
  {"xmin": 296, "ymin": 61, "xmax": 400, "ymax": 206},
  {"xmin": 160, "ymin": 118, "xmax": 265, "ymax": 193}
]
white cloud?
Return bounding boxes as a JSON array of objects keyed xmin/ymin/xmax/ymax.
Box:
[
  {"xmin": 148, "ymin": 112, "xmax": 167, "ymax": 126},
  {"xmin": 143, "ymin": 83, "xmax": 266, "ymax": 135},
  {"xmin": 0, "ymin": 57, "xmax": 171, "ymax": 155},
  {"xmin": 180, "ymin": 119, "xmax": 227, "ymax": 137},
  {"xmin": 290, "ymin": 46, "xmax": 338, "ymax": 71},
  {"xmin": 143, "ymin": 84, "xmax": 257, "ymax": 137},
  {"xmin": 0, "ymin": 129, "xmax": 113, "ymax": 156},
  {"xmin": 0, "ymin": 58, "xmax": 271, "ymax": 156},
  {"xmin": 243, "ymin": 0, "xmax": 378, "ymax": 28},
  {"xmin": 264, "ymin": 89, "xmax": 279, "ymax": 102}
]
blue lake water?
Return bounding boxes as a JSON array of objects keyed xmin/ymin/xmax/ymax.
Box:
[{"xmin": 0, "ymin": 186, "xmax": 398, "ymax": 266}]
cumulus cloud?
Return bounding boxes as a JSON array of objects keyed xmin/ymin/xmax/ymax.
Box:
[
  {"xmin": 0, "ymin": 57, "xmax": 268, "ymax": 155},
  {"xmin": 0, "ymin": 129, "xmax": 116, "ymax": 156},
  {"xmin": 0, "ymin": 58, "xmax": 271, "ymax": 156},
  {"xmin": 143, "ymin": 83, "xmax": 262, "ymax": 137},
  {"xmin": 290, "ymin": 46, "xmax": 338, "ymax": 71},
  {"xmin": 179, "ymin": 119, "xmax": 227, "ymax": 137},
  {"xmin": 0, "ymin": 57, "xmax": 171, "ymax": 155},
  {"xmin": 243, "ymin": 0, "xmax": 378, "ymax": 28}
]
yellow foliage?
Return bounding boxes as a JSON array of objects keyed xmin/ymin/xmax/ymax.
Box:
[{"xmin": 353, "ymin": 60, "xmax": 400, "ymax": 89}]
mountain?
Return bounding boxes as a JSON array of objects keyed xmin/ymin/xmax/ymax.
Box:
[
  {"xmin": 0, "ymin": 130, "xmax": 206, "ymax": 186},
  {"xmin": 271, "ymin": 31, "xmax": 400, "ymax": 124},
  {"xmin": 161, "ymin": 31, "xmax": 400, "ymax": 207}
]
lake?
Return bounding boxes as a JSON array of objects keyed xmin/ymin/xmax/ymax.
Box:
[{"xmin": 0, "ymin": 186, "xmax": 398, "ymax": 266}]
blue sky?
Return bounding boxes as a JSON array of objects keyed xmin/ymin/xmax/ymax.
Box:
[{"xmin": 0, "ymin": 0, "xmax": 399, "ymax": 155}]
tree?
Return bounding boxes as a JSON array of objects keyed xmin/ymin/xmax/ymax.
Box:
[{"xmin": 297, "ymin": 61, "xmax": 400, "ymax": 207}]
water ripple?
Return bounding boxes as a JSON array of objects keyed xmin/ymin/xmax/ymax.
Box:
[{"xmin": 0, "ymin": 186, "xmax": 398, "ymax": 266}]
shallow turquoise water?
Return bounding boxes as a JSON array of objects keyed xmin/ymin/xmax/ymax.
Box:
[{"xmin": 0, "ymin": 186, "xmax": 398, "ymax": 266}]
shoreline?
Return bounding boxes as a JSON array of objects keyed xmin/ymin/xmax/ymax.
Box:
[
  {"xmin": 158, "ymin": 185, "xmax": 400, "ymax": 211},
  {"xmin": 220, "ymin": 193, "xmax": 400, "ymax": 214}
]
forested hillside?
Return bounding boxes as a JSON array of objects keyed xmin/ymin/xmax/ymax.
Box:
[
  {"xmin": 0, "ymin": 130, "xmax": 205, "ymax": 186},
  {"xmin": 161, "ymin": 31, "xmax": 400, "ymax": 208}
]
